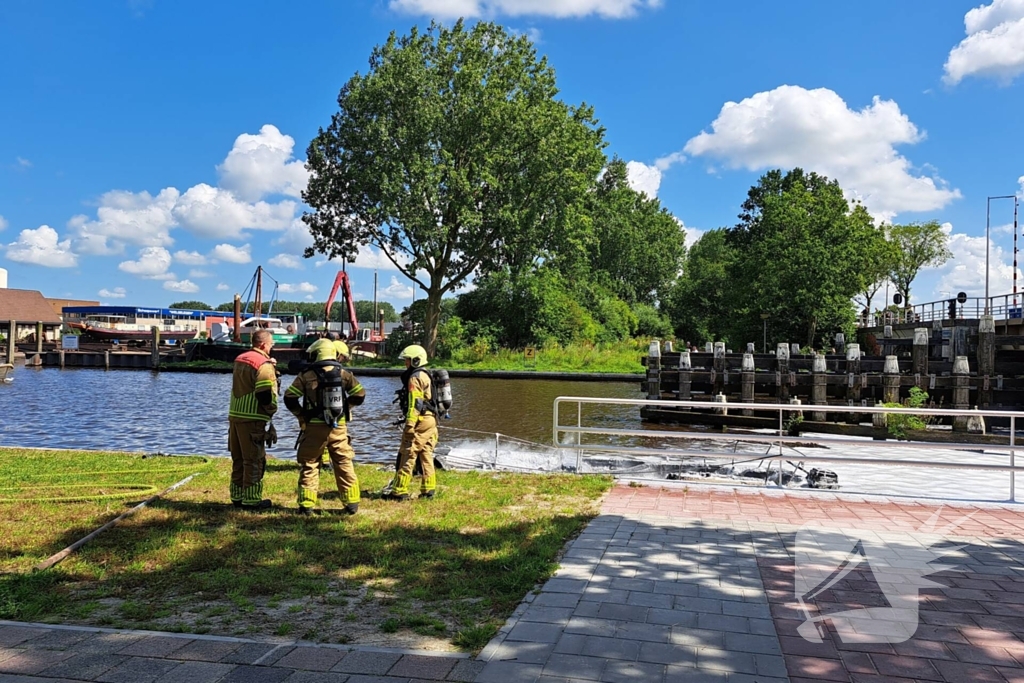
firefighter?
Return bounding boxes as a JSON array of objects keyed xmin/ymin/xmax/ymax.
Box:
[
  {"xmin": 284, "ymin": 339, "xmax": 365, "ymax": 515},
  {"xmin": 385, "ymin": 344, "xmax": 438, "ymax": 501},
  {"xmin": 228, "ymin": 328, "xmax": 278, "ymax": 510}
]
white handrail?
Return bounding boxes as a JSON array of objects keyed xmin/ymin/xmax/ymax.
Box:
[{"xmin": 553, "ymin": 396, "xmax": 1020, "ymax": 500}]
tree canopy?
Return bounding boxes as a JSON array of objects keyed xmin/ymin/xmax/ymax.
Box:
[
  {"xmin": 303, "ymin": 20, "xmax": 607, "ymax": 356},
  {"xmin": 726, "ymin": 168, "xmax": 880, "ymax": 348},
  {"xmin": 886, "ymin": 220, "xmax": 952, "ymax": 307},
  {"xmin": 168, "ymin": 300, "xmax": 212, "ymax": 310}
]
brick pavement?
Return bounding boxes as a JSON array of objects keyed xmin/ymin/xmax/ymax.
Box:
[{"xmin": 6, "ymin": 484, "xmax": 1024, "ymax": 682}]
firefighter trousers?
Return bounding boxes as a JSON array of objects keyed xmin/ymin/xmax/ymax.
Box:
[
  {"xmin": 391, "ymin": 415, "xmax": 438, "ymax": 496},
  {"xmin": 296, "ymin": 422, "xmax": 360, "ymax": 508},
  {"xmin": 229, "ymin": 418, "xmax": 268, "ymax": 505}
]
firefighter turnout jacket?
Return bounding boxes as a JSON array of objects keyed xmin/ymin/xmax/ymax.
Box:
[
  {"xmin": 229, "ymin": 349, "xmax": 278, "ymax": 422},
  {"xmin": 284, "ymin": 366, "xmax": 366, "ymax": 425}
]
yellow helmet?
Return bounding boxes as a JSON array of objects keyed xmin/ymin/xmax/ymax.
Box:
[
  {"xmin": 308, "ymin": 338, "xmax": 337, "ymax": 362},
  {"xmin": 333, "ymin": 340, "xmax": 350, "ymax": 360},
  {"xmin": 398, "ymin": 344, "xmax": 428, "ymax": 368}
]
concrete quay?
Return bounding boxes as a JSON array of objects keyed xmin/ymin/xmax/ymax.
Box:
[{"xmin": 5, "ymin": 483, "xmax": 1024, "ymax": 682}]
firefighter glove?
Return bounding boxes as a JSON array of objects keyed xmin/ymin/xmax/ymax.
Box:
[{"xmin": 265, "ymin": 423, "xmax": 279, "ymax": 448}]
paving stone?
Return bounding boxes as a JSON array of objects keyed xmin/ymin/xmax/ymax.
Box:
[
  {"xmin": 520, "ymin": 607, "xmax": 575, "ymax": 626},
  {"xmin": 37, "ymin": 652, "xmax": 128, "ymax": 679},
  {"xmin": 96, "ymin": 656, "xmax": 182, "ymax": 683},
  {"xmin": 282, "ymin": 672, "xmax": 352, "ymax": 683},
  {"xmin": 21, "ymin": 628, "xmax": 95, "ymax": 650},
  {"xmin": 331, "ymin": 650, "xmax": 402, "ymax": 675},
  {"xmin": 594, "ymin": 603, "xmax": 647, "ymax": 622},
  {"xmin": 540, "ymin": 654, "xmax": 605, "ymax": 681},
  {"xmin": 532, "ymin": 593, "xmax": 580, "ymax": 609},
  {"xmin": 552, "ymin": 634, "xmax": 587, "ymax": 655},
  {"xmin": 153, "ymin": 660, "xmax": 238, "ymax": 683},
  {"xmin": 345, "ymin": 676, "xmax": 406, "ymax": 683},
  {"xmin": 694, "ymin": 646, "xmax": 756, "ymax": 675},
  {"xmin": 258, "ymin": 645, "xmax": 297, "ymax": 666},
  {"xmin": 506, "ymin": 622, "xmax": 564, "ymax": 644},
  {"xmin": 216, "ymin": 663, "xmax": 292, "ymax": 682},
  {"xmin": 219, "ymin": 642, "xmax": 281, "ymax": 664},
  {"xmin": 117, "ymin": 636, "xmax": 192, "ymax": 658},
  {"xmin": 663, "ymin": 664, "xmax": 729, "ymax": 681},
  {"xmin": 488, "ymin": 641, "xmax": 555, "ymax": 664},
  {"xmin": 0, "ymin": 626, "xmax": 48, "ymax": 647},
  {"xmin": 723, "ymin": 632, "xmax": 780, "ymax": 655},
  {"xmin": 563, "ymin": 617, "xmax": 619, "ymax": 638},
  {"xmin": 0, "ymin": 649, "xmax": 73, "ymax": 675},
  {"xmin": 445, "ymin": 658, "xmax": 485, "ymax": 682},
  {"xmin": 638, "ymin": 642, "xmax": 697, "ymax": 667},
  {"xmin": 543, "ymin": 579, "xmax": 588, "ymax": 594},
  {"xmin": 647, "ymin": 608, "xmax": 698, "ymax": 627},
  {"xmin": 579, "ymin": 635, "xmax": 638, "ymax": 661},
  {"xmin": 614, "ymin": 621, "xmax": 670, "ymax": 644},
  {"xmin": 275, "ymin": 646, "xmax": 347, "ymax": 671},
  {"xmin": 474, "ymin": 660, "xmax": 542, "ymax": 682},
  {"xmin": 727, "ymin": 674, "xmax": 788, "ymax": 683},
  {"xmin": 572, "ymin": 602, "xmax": 601, "ymax": 617},
  {"xmin": 602, "ymin": 659, "xmax": 666, "ymax": 683},
  {"xmin": 721, "ymin": 600, "xmax": 771, "ymax": 619},
  {"xmin": 169, "ymin": 639, "xmax": 243, "ymax": 662},
  {"xmin": 387, "ymin": 654, "xmax": 457, "ymax": 680},
  {"xmin": 75, "ymin": 633, "xmax": 146, "ymax": 654}
]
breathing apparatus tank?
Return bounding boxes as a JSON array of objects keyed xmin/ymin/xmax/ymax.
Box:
[
  {"xmin": 432, "ymin": 369, "xmax": 452, "ymax": 418},
  {"xmin": 312, "ymin": 361, "xmax": 347, "ymax": 427}
]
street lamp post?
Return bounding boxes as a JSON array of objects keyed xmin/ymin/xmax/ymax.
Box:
[
  {"xmin": 760, "ymin": 313, "xmax": 769, "ymax": 354},
  {"xmin": 987, "ymin": 195, "xmax": 1017, "ymax": 314}
]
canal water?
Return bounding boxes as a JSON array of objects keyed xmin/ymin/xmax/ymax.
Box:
[{"xmin": 0, "ymin": 366, "xmax": 644, "ymax": 463}]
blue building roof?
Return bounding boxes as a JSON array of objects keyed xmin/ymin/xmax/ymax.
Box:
[{"xmin": 62, "ymin": 306, "xmax": 210, "ymax": 318}]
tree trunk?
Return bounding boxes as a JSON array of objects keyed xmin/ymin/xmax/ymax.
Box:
[
  {"xmin": 806, "ymin": 318, "xmax": 817, "ymax": 350},
  {"xmin": 421, "ymin": 285, "xmax": 443, "ymax": 358}
]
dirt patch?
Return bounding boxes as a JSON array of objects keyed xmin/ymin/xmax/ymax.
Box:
[{"xmin": 65, "ymin": 581, "xmax": 470, "ymax": 651}]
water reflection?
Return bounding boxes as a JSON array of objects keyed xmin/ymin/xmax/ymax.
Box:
[{"xmin": 0, "ymin": 366, "xmax": 643, "ymax": 462}]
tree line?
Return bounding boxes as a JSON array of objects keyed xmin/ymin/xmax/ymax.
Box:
[{"xmin": 167, "ymin": 300, "xmax": 401, "ymax": 324}]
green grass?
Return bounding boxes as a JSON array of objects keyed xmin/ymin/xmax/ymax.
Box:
[{"xmin": 0, "ymin": 447, "xmax": 610, "ymax": 651}]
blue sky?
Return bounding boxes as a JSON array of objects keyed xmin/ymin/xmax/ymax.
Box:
[{"xmin": 1, "ymin": 0, "xmax": 1023, "ymax": 311}]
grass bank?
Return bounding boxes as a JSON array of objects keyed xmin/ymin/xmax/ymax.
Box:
[{"xmin": 0, "ymin": 447, "xmax": 610, "ymax": 651}]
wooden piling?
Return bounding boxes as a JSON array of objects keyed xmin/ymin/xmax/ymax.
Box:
[
  {"xmin": 845, "ymin": 343, "xmax": 861, "ymax": 424},
  {"xmin": 977, "ymin": 315, "xmax": 995, "ymax": 408},
  {"xmin": 883, "ymin": 355, "xmax": 900, "ymax": 404},
  {"xmin": 912, "ymin": 327, "xmax": 929, "ymax": 380},
  {"xmin": 741, "ymin": 353, "xmax": 755, "ymax": 416},
  {"xmin": 811, "ymin": 353, "xmax": 827, "ymax": 422},
  {"xmin": 677, "ymin": 351, "xmax": 692, "ymax": 407},
  {"xmin": 104, "ymin": 350, "xmax": 110, "ymax": 370},
  {"xmin": 233, "ymin": 294, "xmax": 242, "ymax": 343},
  {"xmin": 776, "ymin": 343, "xmax": 790, "ymax": 403},
  {"xmin": 647, "ymin": 340, "xmax": 661, "ymax": 400},
  {"xmin": 35, "ymin": 321, "xmax": 43, "ymax": 354},
  {"xmin": 713, "ymin": 342, "xmax": 726, "ymax": 395},
  {"xmin": 6, "ymin": 320, "xmax": 14, "ymax": 362},
  {"xmin": 151, "ymin": 326, "xmax": 161, "ymax": 369},
  {"xmin": 953, "ymin": 355, "xmax": 970, "ymax": 431}
]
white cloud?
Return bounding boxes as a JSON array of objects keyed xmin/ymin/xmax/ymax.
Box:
[
  {"xmin": 389, "ymin": 0, "xmax": 662, "ymax": 19},
  {"xmin": 673, "ymin": 217, "xmax": 704, "ymax": 249},
  {"xmin": 173, "ymin": 250, "xmax": 208, "ymax": 265},
  {"xmin": 380, "ymin": 275, "xmax": 415, "ymax": 301},
  {"xmin": 279, "ymin": 282, "xmax": 318, "ymax": 294},
  {"xmin": 680, "ymin": 85, "xmax": 961, "ymax": 221},
  {"xmin": 172, "ymin": 183, "xmax": 295, "ymax": 239},
  {"xmin": 944, "ymin": 0, "xmax": 1024, "ymax": 85},
  {"xmin": 216, "ymin": 283, "xmax": 231, "ymax": 291},
  {"xmin": 118, "ymin": 246, "xmax": 174, "ymax": 279},
  {"xmin": 4, "ymin": 225, "xmax": 78, "ymax": 267},
  {"xmin": 217, "ymin": 124, "xmax": 308, "ymax": 202},
  {"xmin": 625, "ymin": 161, "xmax": 661, "ymax": 197},
  {"xmin": 351, "ymin": 247, "xmax": 406, "ymax": 271},
  {"xmin": 188, "ymin": 269, "xmax": 213, "ymax": 278},
  {"xmin": 163, "ymin": 279, "xmax": 200, "ymax": 293},
  {"xmin": 268, "ymin": 253, "xmax": 304, "ymax": 269},
  {"xmin": 654, "ymin": 151, "xmax": 685, "ymax": 171},
  {"xmin": 210, "ymin": 243, "xmax": 252, "ymax": 264},
  {"xmin": 16, "ymin": 157, "xmax": 31, "ymax": 168},
  {"xmin": 930, "ymin": 222, "xmax": 1018, "ymax": 302},
  {"xmin": 68, "ymin": 188, "xmax": 179, "ymax": 255},
  {"xmin": 98, "ymin": 287, "xmax": 127, "ymax": 299},
  {"xmin": 0, "ymin": 214, "xmax": 7, "ymax": 232},
  {"xmin": 272, "ymin": 219, "xmax": 314, "ymax": 253}
]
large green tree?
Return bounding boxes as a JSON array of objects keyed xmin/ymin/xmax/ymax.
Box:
[
  {"xmin": 303, "ymin": 21, "xmax": 606, "ymax": 356},
  {"xmin": 663, "ymin": 229, "xmax": 737, "ymax": 346},
  {"xmin": 886, "ymin": 220, "xmax": 952, "ymax": 307},
  {"xmin": 588, "ymin": 158, "xmax": 686, "ymax": 305},
  {"xmin": 168, "ymin": 300, "xmax": 212, "ymax": 310},
  {"xmin": 728, "ymin": 169, "xmax": 878, "ymax": 348}
]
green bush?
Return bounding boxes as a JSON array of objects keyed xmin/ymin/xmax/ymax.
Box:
[{"xmin": 882, "ymin": 387, "xmax": 931, "ymax": 439}]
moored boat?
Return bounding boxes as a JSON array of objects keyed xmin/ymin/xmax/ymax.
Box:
[{"xmin": 63, "ymin": 307, "xmax": 206, "ymax": 343}]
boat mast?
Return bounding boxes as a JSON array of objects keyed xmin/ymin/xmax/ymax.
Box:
[{"xmin": 254, "ymin": 266, "xmax": 262, "ymax": 320}]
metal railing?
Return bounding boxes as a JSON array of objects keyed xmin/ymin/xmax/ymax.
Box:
[
  {"xmin": 553, "ymin": 396, "xmax": 1024, "ymax": 501},
  {"xmin": 862, "ymin": 292, "xmax": 1023, "ymax": 326}
]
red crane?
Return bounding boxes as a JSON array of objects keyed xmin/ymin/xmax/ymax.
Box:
[{"xmin": 324, "ymin": 270, "xmax": 360, "ymax": 339}]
